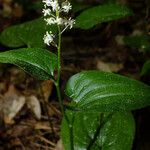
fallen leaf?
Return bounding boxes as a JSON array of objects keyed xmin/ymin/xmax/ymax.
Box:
[
  {"xmin": 26, "ymin": 95, "xmax": 41, "ymax": 120},
  {"xmin": 41, "ymin": 80, "xmax": 54, "ymax": 102},
  {"xmin": 2, "ymin": 3, "xmax": 12, "ymax": 17},
  {"xmin": 55, "ymin": 140, "xmax": 64, "ymax": 150},
  {"xmin": 97, "ymin": 60, "xmax": 123, "ymax": 72},
  {"xmin": 34, "ymin": 121, "xmax": 51, "ymax": 130},
  {"xmin": 12, "ymin": 3, "xmax": 23, "ymax": 18},
  {"xmin": 34, "ymin": 121, "xmax": 59, "ymax": 131},
  {"xmin": 3, "ymin": 85, "xmax": 25, "ymax": 124},
  {"xmin": 6, "ymin": 124, "xmax": 33, "ymax": 138}
]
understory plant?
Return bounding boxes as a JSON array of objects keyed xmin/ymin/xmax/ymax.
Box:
[
  {"xmin": 0, "ymin": 0, "xmax": 150, "ymax": 150},
  {"xmin": 118, "ymin": 33, "xmax": 150, "ymax": 76}
]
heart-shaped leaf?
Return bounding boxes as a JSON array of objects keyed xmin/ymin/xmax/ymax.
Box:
[
  {"xmin": 0, "ymin": 17, "xmax": 57, "ymax": 48},
  {"xmin": 65, "ymin": 71, "xmax": 150, "ymax": 111},
  {"xmin": 61, "ymin": 111, "xmax": 135, "ymax": 150},
  {"xmin": 0, "ymin": 48, "xmax": 57, "ymax": 80},
  {"xmin": 75, "ymin": 4, "xmax": 133, "ymax": 29}
]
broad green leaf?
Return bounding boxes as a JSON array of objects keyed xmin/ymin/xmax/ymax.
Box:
[
  {"xmin": 124, "ymin": 35, "xmax": 150, "ymax": 52},
  {"xmin": 65, "ymin": 71, "xmax": 150, "ymax": 111},
  {"xmin": 75, "ymin": 4, "xmax": 133, "ymax": 29},
  {"xmin": 72, "ymin": 1, "xmax": 90, "ymax": 13},
  {"xmin": 141, "ymin": 60, "xmax": 150, "ymax": 76},
  {"xmin": 61, "ymin": 111, "xmax": 135, "ymax": 150},
  {"xmin": 0, "ymin": 17, "xmax": 57, "ymax": 48},
  {"xmin": 0, "ymin": 48, "xmax": 57, "ymax": 80}
]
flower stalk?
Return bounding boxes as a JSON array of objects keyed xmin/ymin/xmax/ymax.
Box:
[{"xmin": 42, "ymin": 0, "xmax": 75, "ymax": 149}]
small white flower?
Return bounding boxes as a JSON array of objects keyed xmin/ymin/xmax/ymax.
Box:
[
  {"xmin": 42, "ymin": 8, "xmax": 51, "ymax": 16},
  {"xmin": 62, "ymin": 1, "xmax": 72, "ymax": 13},
  {"xmin": 43, "ymin": 31, "xmax": 55, "ymax": 46},
  {"xmin": 42, "ymin": 0, "xmax": 60, "ymax": 11},
  {"xmin": 45, "ymin": 16, "xmax": 64, "ymax": 26},
  {"xmin": 44, "ymin": 17, "xmax": 56, "ymax": 25},
  {"xmin": 55, "ymin": 17, "xmax": 63, "ymax": 25},
  {"xmin": 42, "ymin": 0, "xmax": 75, "ymax": 45},
  {"xmin": 42, "ymin": 0, "xmax": 52, "ymax": 7},
  {"xmin": 50, "ymin": 0, "xmax": 60, "ymax": 11},
  {"xmin": 68, "ymin": 18, "xmax": 75, "ymax": 29},
  {"xmin": 65, "ymin": 18, "xmax": 75, "ymax": 29}
]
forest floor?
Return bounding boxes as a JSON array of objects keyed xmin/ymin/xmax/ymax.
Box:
[{"xmin": 0, "ymin": 0, "xmax": 150, "ymax": 150}]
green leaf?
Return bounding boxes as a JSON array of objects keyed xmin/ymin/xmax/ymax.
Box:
[
  {"xmin": 0, "ymin": 48, "xmax": 57, "ymax": 80},
  {"xmin": 141, "ymin": 60, "xmax": 150, "ymax": 76},
  {"xmin": 65, "ymin": 71, "xmax": 150, "ymax": 111},
  {"xmin": 0, "ymin": 17, "xmax": 57, "ymax": 48},
  {"xmin": 61, "ymin": 111, "xmax": 135, "ymax": 150},
  {"xmin": 72, "ymin": 1, "xmax": 90, "ymax": 13},
  {"xmin": 124, "ymin": 35, "xmax": 150, "ymax": 52},
  {"xmin": 75, "ymin": 4, "xmax": 133, "ymax": 29}
]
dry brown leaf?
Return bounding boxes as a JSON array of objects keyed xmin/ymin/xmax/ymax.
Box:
[
  {"xmin": 6, "ymin": 124, "xmax": 33, "ymax": 138},
  {"xmin": 9, "ymin": 67, "xmax": 25, "ymax": 85},
  {"xmin": 34, "ymin": 121, "xmax": 51, "ymax": 130},
  {"xmin": 34, "ymin": 121, "xmax": 59, "ymax": 132},
  {"xmin": 26, "ymin": 95, "xmax": 41, "ymax": 120},
  {"xmin": 3, "ymin": 85, "xmax": 25, "ymax": 124},
  {"xmin": 0, "ymin": 82, "xmax": 7, "ymax": 94},
  {"xmin": 97, "ymin": 60, "xmax": 123, "ymax": 72},
  {"xmin": 9, "ymin": 138, "xmax": 23, "ymax": 148},
  {"xmin": 2, "ymin": 3, "xmax": 12, "ymax": 17},
  {"xmin": 47, "ymin": 103, "xmax": 61, "ymax": 117},
  {"xmin": 41, "ymin": 80, "xmax": 54, "ymax": 102},
  {"xmin": 55, "ymin": 140, "xmax": 64, "ymax": 150},
  {"xmin": 12, "ymin": 3, "xmax": 23, "ymax": 18},
  {"xmin": 36, "ymin": 135, "xmax": 55, "ymax": 147},
  {"xmin": 1, "ymin": 0, "xmax": 12, "ymax": 17}
]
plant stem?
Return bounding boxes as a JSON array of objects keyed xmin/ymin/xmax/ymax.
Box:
[
  {"xmin": 55, "ymin": 5, "xmax": 65, "ymax": 121},
  {"xmin": 55, "ymin": 6, "xmax": 74, "ymax": 150},
  {"xmin": 55, "ymin": 83, "xmax": 74, "ymax": 150},
  {"xmin": 55, "ymin": 12, "xmax": 67, "ymax": 121}
]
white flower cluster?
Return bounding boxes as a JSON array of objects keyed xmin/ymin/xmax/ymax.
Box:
[{"xmin": 42, "ymin": 0, "xmax": 75, "ymax": 46}]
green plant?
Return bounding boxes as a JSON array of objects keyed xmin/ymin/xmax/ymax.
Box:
[
  {"xmin": 121, "ymin": 34, "xmax": 150, "ymax": 76},
  {"xmin": 141, "ymin": 59, "xmax": 150, "ymax": 76},
  {"xmin": 0, "ymin": 1, "xmax": 150, "ymax": 150}
]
